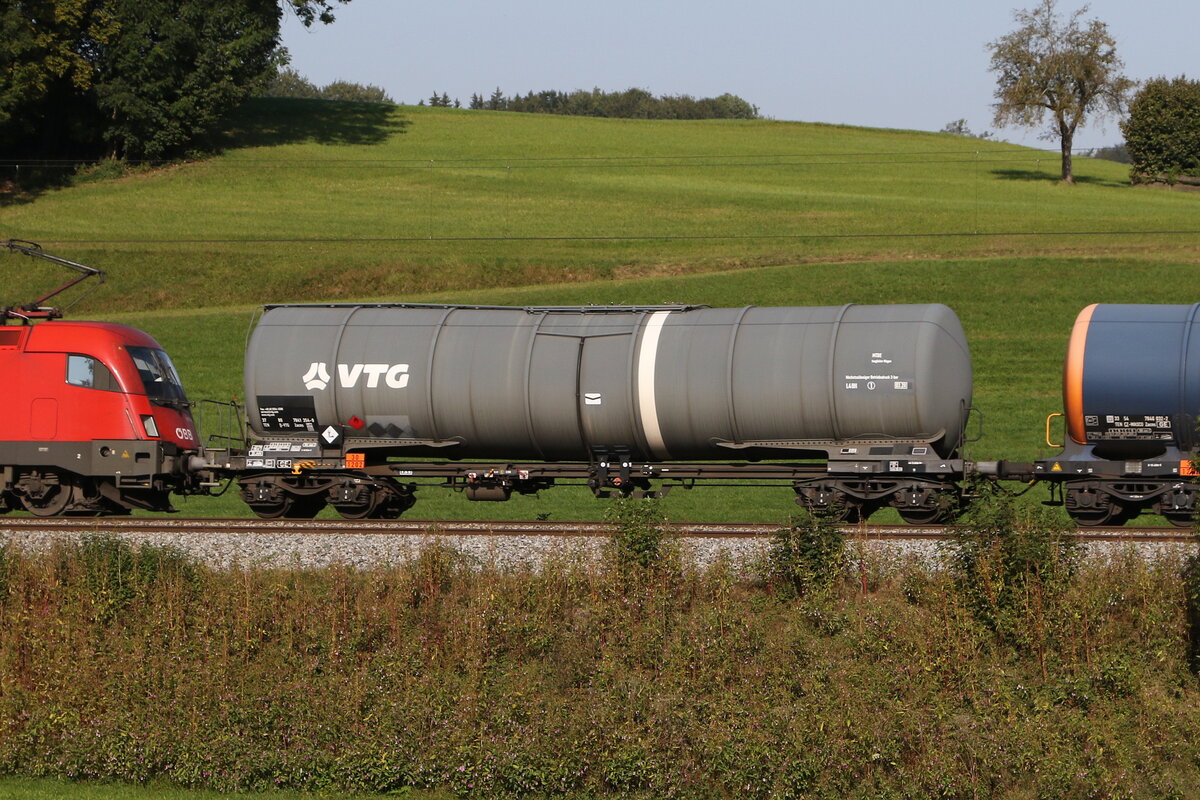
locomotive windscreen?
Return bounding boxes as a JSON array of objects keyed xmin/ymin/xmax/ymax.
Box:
[{"xmin": 127, "ymin": 346, "xmax": 189, "ymax": 406}]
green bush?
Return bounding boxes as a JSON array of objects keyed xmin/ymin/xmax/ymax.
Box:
[
  {"xmin": 1121, "ymin": 76, "xmax": 1200, "ymax": 182},
  {"xmin": 604, "ymin": 498, "xmax": 669, "ymax": 572},
  {"xmin": 766, "ymin": 510, "xmax": 846, "ymax": 597},
  {"xmin": 1184, "ymin": 553, "xmax": 1200, "ymax": 673},
  {"xmin": 942, "ymin": 488, "xmax": 1080, "ymax": 652}
]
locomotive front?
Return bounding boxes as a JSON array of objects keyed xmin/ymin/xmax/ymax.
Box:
[{"xmin": 0, "ymin": 321, "xmax": 200, "ymax": 515}]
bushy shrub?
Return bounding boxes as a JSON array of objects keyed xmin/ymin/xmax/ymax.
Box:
[
  {"xmin": 766, "ymin": 510, "xmax": 845, "ymax": 597},
  {"xmin": 604, "ymin": 497, "xmax": 669, "ymax": 571},
  {"xmin": 1121, "ymin": 76, "xmax": 1200, "ymax": 182},
  {"xmin": 943, "ymin": 489, "xmax": 1080, "ymax": 654},
  {"xmin": 262, "ymin": 67, "xmax": 394, "ymax": 104}
]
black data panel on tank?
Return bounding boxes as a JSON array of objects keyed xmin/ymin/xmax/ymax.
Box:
[
  {"xmin": 256, "ymin": 395, "xmax": 319, "ymax": 433},
  {"xmin": 1083, "ymin": 413, "xmax": 1174, "ymax": 441}
]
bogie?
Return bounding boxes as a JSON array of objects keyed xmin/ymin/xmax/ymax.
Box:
[{"xmin": 237, "ymin": 473, "xmax": 415, "ymax": 520}]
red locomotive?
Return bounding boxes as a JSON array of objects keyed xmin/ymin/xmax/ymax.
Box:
[{"xmin": 1, "ymin": 242, "xmax": 200, "ymax": 515}]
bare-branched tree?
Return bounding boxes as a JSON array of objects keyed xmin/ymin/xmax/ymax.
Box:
[{"xmin": 988, "ymin": 0, "xmax": 1132, "ymax": 183}]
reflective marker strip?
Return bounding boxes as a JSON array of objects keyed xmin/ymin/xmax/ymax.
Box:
[
  {"xmin": 638, "ymin": 311, "xmax": 672, "ymax": 460},
  {"xmin": 1064, "ymin": 303, "xmax": 1096, "ymax": 445}
]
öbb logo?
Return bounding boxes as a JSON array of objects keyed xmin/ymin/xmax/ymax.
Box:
[{"xmin": 302, "ymin": 362, "xmax": 409, "ymax": 391}]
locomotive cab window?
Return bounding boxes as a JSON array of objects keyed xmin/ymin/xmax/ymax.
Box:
[
  {"xmin": 66, "ymin": 354, "xmax": 120, "ymax": 392},
  {"xmin": 126, "ymin": 346, "xmax": 188, "ymax": 406}
]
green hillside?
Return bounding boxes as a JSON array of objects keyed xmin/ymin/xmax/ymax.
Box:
[
  {"xmin": 3, "ymin": 98, "xmax": 1198, "ymax": 521},
  {"xmin": 3, "ymin": 98, "xmax": 1197, "ymax": 313}
]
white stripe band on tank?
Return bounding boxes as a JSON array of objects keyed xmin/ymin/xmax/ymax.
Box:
[{"xmin": 637, "ymin": 311, "xmax": 672, "ymax": 460}]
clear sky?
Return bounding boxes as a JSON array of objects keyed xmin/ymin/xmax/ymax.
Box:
[{"xmin": 280, "ymin": 0, "xmax": 1198, "ymax": 150}]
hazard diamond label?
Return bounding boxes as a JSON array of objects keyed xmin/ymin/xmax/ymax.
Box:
[{"xmin": 321, "ymin": 425, "xmax": 343, "ymax": 447}]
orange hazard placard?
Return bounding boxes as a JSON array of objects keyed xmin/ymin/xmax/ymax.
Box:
[
  {"xmin": 345, "ymin": 452, "xmax": 365, "ymax": 469},
  {"xmin": 1181, "ymin": 460, "xmax": 1198, "ymax": 477}
]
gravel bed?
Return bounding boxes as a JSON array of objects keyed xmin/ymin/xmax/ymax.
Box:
[
  {"xmin": 0, "ymin": 528, "xmax": 1191, "ymax": 572},
  {"xmin": 0, "ymin": 528, "xmax": 887, "ymax": 571}
]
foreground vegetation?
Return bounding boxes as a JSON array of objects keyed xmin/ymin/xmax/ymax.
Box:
[
  {"xmin": 2, "ymin": 498, "xmax": 1199, "ymax": 798},
  {"xmin": 0, "ymin": 775, "xmax": 447, "ymax": 800}
]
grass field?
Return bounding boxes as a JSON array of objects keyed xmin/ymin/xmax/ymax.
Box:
[
  {"xmin": 4, "ymin": 99, "xmax": 1197, "ymax": 312},
  {"xmin": 2, "ymin": 98, "xmax": 1198, "ymax": 522}
]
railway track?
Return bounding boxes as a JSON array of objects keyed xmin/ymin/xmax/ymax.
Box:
[{"xmin": 0, "ymin": 517, "xmax": 1194, "ymax": 543}]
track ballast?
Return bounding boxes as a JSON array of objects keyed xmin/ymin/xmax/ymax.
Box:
[{"xmin": 0, "ymin": 517, "xmax": 1192, "ymax": 543}]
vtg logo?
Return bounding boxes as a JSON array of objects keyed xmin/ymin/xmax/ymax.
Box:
[{"xmin": 302, "ymin": 362, "xmax": 410, "ymax": 391}]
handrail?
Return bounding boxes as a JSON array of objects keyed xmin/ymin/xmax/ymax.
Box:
[{"xmin": 1045, "ymin": 413, "xmax": 1064, "ymax": 448}]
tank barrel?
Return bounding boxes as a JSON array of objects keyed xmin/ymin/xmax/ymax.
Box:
[{"xmin": 242, "ymin": 302, "xmax": 973, "ymax": 463}]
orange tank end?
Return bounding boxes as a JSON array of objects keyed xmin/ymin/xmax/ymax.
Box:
[{"xmin": 1063, "ymin": 304, "xmax": 1097, "ymax": 446}]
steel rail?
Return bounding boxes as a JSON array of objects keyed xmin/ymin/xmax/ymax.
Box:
[{"xmin": 0, "ymin": 517, "xmax": 1194, "ymax": 544}]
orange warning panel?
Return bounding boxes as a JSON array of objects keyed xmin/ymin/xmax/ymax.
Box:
[
  {"xmin": 1182, "ymin": 460, "xmax": 1199, "ymax": 477},
  {"xmin": 345, "ymin": 452, "xmax": 365, "ymax": 469}
]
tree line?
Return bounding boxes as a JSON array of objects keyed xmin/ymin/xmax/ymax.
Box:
[
  {"xmin": 0, "ymin": 0, "xmax": 349, "ymax": 163},
  {"xmin": 264, "ymin": 68, "xmax": 394, "ymax": 104},
  {"xmin": 442, "ymin": 87, "xmax": 760, "ymax": 120}
]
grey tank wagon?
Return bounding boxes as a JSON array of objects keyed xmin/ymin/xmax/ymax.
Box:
[{"xmin": 223, "ymin": 302, "xmax": 974, "ymax": 522}]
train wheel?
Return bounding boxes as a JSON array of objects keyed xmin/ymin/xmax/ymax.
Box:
[
  {"xmin": 242, "ymin": 476, "xmax": 327, "ymax": 519},
  {"xmin": 249, "ymin": 495, "xmax": 324, "ymax": 519},
  {"xmin": 898, "ymin": 506, "xmax": 946, "ymax": 525},
  {"xmin": 248, "ymin": 497, "xmax": 292, "ymax": 519},
  {"xmin": 1157, "ymin": 488, "xmax": 1195, "ymax": 528},
  {"xmin": 1067, "ymin": 507, "xmax": 1115, "ymax": 526},
  {"xmin": 1107, "ymin": 503, "xmax": 1140, "ymax": 527},
  {"xmin": 332, "ymin": 493, "xmax": 380, "ymax": 519},
  {"xmin": 330, "ymin": 478, "xmax": 415, "ymax": 519},
  {"xmin": 334, "ymin": 491, "xmax": 416, "ymax": 519},
  {"xmin": 19, "ymin": 472, "xmax": 79, "ymax": 517},
  {"xmin": 1065, "ymin": 488, "xmax": 1116, "ymax": 526},
  {"xmin": 794, "ymin": 484, "xmax": 876, "ymax": 522},
  {"xmin": 830, "ymin": 499, "xmax": 883, "ymax": 523},
  {"xmin": 376, "ymin": 492, "xmax": 417, "ymax": 519},
  {"xmin": 895, "ymin": 489, "xmax": 959, "ymax": 525},
  {"xmin": 248, "ymin": 492, "xmax": 325, "ymax": 519}
]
